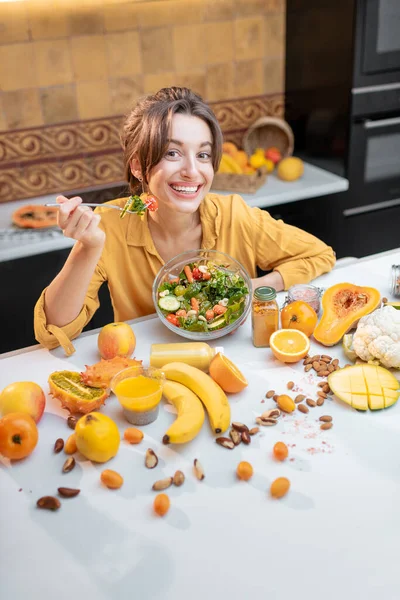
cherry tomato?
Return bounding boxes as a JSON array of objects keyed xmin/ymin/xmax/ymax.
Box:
[
  {"xmin": 0, "ymin": 412, "xmax": 38, "ymax": 460},
  {"xmin": 192, "ymin": 267, "xmax": 203, "ymax": 280},
  {"xmin": 166, "ymin": 314, "xmax": 180, "ymax": 327},
  {"xmin": 145, "ymin": 195, "xmax": 158, "ymax": 212},
  {"xmin": 280, "ymin": 300, "xmax": 318, "ymax": 337}
]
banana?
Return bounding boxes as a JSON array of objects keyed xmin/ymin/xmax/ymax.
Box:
[
  {"xmin": 162, "ymin": 381, "xmax": 205, "ymax": 444},
  {"xmin": 218, "ymin": 153, "xmax": 243, "ymax": 175},
  {"xmin": 162, "ymin": 362, "xmax": 231, "ymax": 434}
]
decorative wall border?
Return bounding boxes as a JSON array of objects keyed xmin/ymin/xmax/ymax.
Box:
[{"xmin": 0, "ymin": 93, "xmax": 284, "ymax": 203}]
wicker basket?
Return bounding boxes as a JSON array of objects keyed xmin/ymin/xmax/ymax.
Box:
[
  {"xmin": 212, "ymin": 167, "xmax": 267, "ymax": 194},
  {"xmin": 243, "ymin": 117, "xmax": 294, "ymax": 158}
]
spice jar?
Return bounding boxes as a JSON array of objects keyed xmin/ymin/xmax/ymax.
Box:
[
  {"xmin": 391, "ymin": 265, "xmax": 400, "ymax": 297},
  {"xmin": 286, "ymin": 284, "xmax": 322, "ymax": 315},
  {"xmin": 252, "ymin": 286, "xmax": 279, "ymax": 348}
]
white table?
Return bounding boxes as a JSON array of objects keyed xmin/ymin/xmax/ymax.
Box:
[{"xmin": 1, "ymin": 249, "xmax": 399, "ymax": 600}]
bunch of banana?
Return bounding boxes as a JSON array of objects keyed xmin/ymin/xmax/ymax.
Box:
[
  {"xmin": 217, "ymin": 152, "xmax": 243, "ymax": 174},
  {"xmin": 162, "ymin": 363, "xmax": 231, "ymax": 442},
  {"xmin": 162, "ymin": 381, "xmax": 205, "ymax": 444}
]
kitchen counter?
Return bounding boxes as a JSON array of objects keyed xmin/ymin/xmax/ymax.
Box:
[
  {"xmin": 0, "ymin": 161, "xmax": 348, "ymax": 262},
  {"xmin": 1, "ymin": 248, "xmax": 399, "ymax": 600}
]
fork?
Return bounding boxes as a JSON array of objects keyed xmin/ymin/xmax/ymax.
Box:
[{"xmin": 45, "ymin": 203, "xmax": 138, "ymax": 215}]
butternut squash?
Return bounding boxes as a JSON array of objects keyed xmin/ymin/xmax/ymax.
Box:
[{"xmin": 313, "ymin": 283, "xmax": 381, "ymax": 346}]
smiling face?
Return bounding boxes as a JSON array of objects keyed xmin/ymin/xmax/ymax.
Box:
[{"xmin": 147, "ymin": 113, "xmax": 215, "ymax": 214}]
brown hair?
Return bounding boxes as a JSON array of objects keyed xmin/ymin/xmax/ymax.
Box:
[{"xmin": 121, "ymin": 87, "xmax": 223, "ymax": 193}]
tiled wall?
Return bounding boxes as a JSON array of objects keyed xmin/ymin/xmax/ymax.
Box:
[{"xmin": 0, "ymin": 0, "xmax": 286, "ymax": 202}]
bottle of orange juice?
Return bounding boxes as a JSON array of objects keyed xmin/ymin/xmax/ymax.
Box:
[{"xmin": 150, "ymin": 342, "xmax": 223, "ymax": 371}]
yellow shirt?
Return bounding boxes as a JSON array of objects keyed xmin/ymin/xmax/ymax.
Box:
[{"xmin": 34, "ymin": 193, "xmax": 335, "ymax": 354}]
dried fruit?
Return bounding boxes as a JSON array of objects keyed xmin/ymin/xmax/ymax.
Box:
[
  {"xmin": 229, "ymin": 429, "xmax": 242, "ymax": 445},
  {"xmin": 62, "ymin": 456, "xmax": 75, "ymax": 473},
  {"xmin": 241, "ymin": 431, "xmax": 251, "ymax": 445},
  {"xmin": 320, "ymin": 422, "xmax": 333, "ymax": 430},
  {"xmin": 101, "ymin": 469, "xmax": 124, "ymax": 489},
  {"xmin": 273, "ymin": 441, "xmax": 289, "ymax": 461},
  {"xmin": 124, "ymin": 427, "xmax": 144, "ymax": 444},
  {"xmin": 261, "ymin": 408, "xmax": 281, "ymax": 420},
  {"xmin": 236, "ymin": 461, "xmax": 253, "ymax": 481},
  {"xmin": 145, "ymin": 448, "xmax": 158, "ymax": 469},
  {"xmin": 152, "ymin": 477, "xmax": 173, "ymax": 491},
  {"xmin": 256, "ymin": 417, "xmax": 278, "ymax": 426},
  {"xmin": 216, "ymin": 436, "xmax": 235, "ymax": 449},
  {"xmin": 276, "ymin": 394, "xmax": 296, "ymax": 413},
  {"xmin": 58, "ymin": 487, "xmax": 80, "ymax": 498},
  {"xmin": 153, "ymin": 493, "xmax": 170, "ymax": 516},
  {"xmin": 231, "ymin": 422, "xmax": 249, "ymax": 433},
  {"xmin": 37, "ymin": 496, "xmax": 61, "ymax": 511},
  {"xmin": 54, "ymin": 438, "xmax": 64, "ymax": 453},
  {"xmin": 270, "ymin": 477, "xmax": 290, "ymax": 498},
  {"xmin": 64, "ymin": 433, "xmax": 77, "ymax": 455},
  {"xmin": 67, "ymin": 416, "xmax": 77, "ymax": 430},
  {"xmin": 194, "ymin": 458, "xmax": 205, "ymax": 480},
  {"xmin": 297, "ymin": 403, "xmax": 309, "ymax": 414},
  {"xmin": 172, "ymin": 470, "xmax": 185, "ymax": 486},
  {"xmin": 319, "ymin": 415, "xmax": 332, "ymax": 422}
]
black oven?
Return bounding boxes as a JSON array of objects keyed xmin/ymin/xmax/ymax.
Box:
[
  {"xmin": 346, "ymin": 115, "xmax": 400, "ymax": 214},
  {"xmin": 354, "ymin": 0, "xmax": 400, "ymax": 88}
]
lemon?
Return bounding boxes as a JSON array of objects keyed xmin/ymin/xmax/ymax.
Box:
[
  {"xmin": 342, "ymin": 334, "xmax": 357, "ymax": 362},
  {"xmin": 75, "ymin": 412, "xmax": 120, "ymax": 463},
  {"xmin": 277, "ymin": 157, "xmax": 304, "ymax": 181}
]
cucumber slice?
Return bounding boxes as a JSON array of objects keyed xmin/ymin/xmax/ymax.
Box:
[
  {"xmin": 158, "ymin": 295, "xmax": 180, "ymax": 311},
  {"xmin": 207, "ymin": 316, "xmax": 226, "ymax": 330}
]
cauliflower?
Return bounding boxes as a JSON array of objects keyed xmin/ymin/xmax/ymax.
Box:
[{"xmin": 352, "ymin": 306, "xmax": 400, "ymax": 369}]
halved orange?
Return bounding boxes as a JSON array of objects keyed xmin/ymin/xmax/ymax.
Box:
[
  {"xmin": 209, "ymin": 353, "xmax": 248, "ymax": 393},
  {"xmin": 269, "ymin": 329, "xmax": 310, "ymax": 363}
]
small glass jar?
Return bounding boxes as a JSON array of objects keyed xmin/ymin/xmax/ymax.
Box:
[
  {"xmin": 251, "ymin": 286, "xmax": 279, "ymax": 348},
  {"xmin": 286, "ymin": 284, "xmax": 322, "ymax": 315},
  {"xmin": 390, "ymin": 265, "xmax": 400, "ymax": 297}
]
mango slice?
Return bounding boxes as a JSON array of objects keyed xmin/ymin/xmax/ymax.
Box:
[{"xmin": 328, "ymin": 364, "xmax": 400, "ymax": 411}]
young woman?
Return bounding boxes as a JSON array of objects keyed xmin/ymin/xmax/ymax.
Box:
[{"xmin": 34, "ymin": 87, "xmax": 336, "ymax": 354}]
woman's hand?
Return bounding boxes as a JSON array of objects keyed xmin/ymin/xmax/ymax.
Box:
[{"xmin": 56, "ymin": 195, "xmax": 105, "ymax": 249}]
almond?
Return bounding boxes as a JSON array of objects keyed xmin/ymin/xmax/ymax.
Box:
[
  {"xmin": 152, "ymin": 477, "xmax": 173, "ymax": 491},
  {"xmin": 294, "ymin": 394, "xmax": 306, "ymax": 403},
  {"xmin": 319, "ymin": 370, "xmax": 330, "ymax": 377},
  {"xmin": 320, "ymin": 422, "xmax": 333, "ymax": 430},
  {"xmin": 304, "ymin": 364, "xmax": 312, "ymax": 372},
  {"xmin": 54, "ymin": 438, "xmax": 64, "ymax": 453},
  {"xmin": 317, "ymin": 391, "xmax": 327, "ymax": 399},
  {"xmin": 316, "ymin": 397, "xmax": 325, "ymax": 406},
  {"xmin": 266, "ymin": 390, "xmax": 275, "ymax": 398},
  {"xmin": 312, "ymin": 361, "xmax": 322, "ymax": 371},
  {"xmin": 287, "ymin": 381, "xmax": 294, "ymax": 390},
  {"xmin": 297, "ymin": 404, "xmax": 309, "ymax": 414},
  {"xmin": 306, "ymin": 398, "xmax": 317, "ymax": 407},
  {"xmin": 249, "ymin": 427, "xmax": 259, "ymax": 435},
  {"xmin": 319, "ymin": 415, "xmax": 332, "ymax": 422}
]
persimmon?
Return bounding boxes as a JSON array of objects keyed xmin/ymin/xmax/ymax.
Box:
[
  {"xmin": 0, "ymin": 412, "xmax": 38, "ymax": 460},
  {"xmin": 280, "ymin": 301, "xmax": 318, "ymax": 337}
]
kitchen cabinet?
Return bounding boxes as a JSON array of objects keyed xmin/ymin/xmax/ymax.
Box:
[{"xmin": 0, "ymin": 248, "xmax": 113, "ymax": 354}]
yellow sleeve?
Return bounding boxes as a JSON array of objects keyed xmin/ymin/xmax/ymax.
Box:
[
  {"xmin": 245, "ymin": 201, "xmax": 336, "ymax": 289},
  {"xmin": 33, "ymin": 260, "xmax": 107, "ymax": 356}
]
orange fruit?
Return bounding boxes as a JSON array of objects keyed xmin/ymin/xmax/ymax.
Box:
[
  {"xmin": 209, "ymin": 353, "xmax": 248, "ymax": 393},
  {"xmin": 269, "ymin": 329, "xmax": 310, "ymax": 363}
]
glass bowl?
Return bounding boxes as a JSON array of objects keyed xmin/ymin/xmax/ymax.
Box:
[
  {"xmin": 152, "ymin": 249, "xmax": 252, "ymax": 341},
  {"xmin": 110, "ymin": 366, "xmax": 165, "ymax": 425}
]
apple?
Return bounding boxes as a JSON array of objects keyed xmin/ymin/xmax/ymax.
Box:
[
  {"xmin": 98, "ymin": 322, "xmax": 136, "ymax": 360},
  {"xmin": 264, "ymin": 147, "xmax": 282, "ymax": 165},
  {"xmin": 0, "ymin": 381, "xmax": 46, "ymax": 423}
]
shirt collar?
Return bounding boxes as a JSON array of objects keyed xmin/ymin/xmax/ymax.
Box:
[{"xmin": 126, "ymin": 194, "xmax": 222, "ymax": 251}]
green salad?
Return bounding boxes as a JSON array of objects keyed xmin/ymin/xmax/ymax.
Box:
[{"xmin": 157, "ymin": 260, "xmax": 249, "ymax": 332}]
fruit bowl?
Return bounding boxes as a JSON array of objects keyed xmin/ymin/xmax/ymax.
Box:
[{"xmin": 153, "ymin": 249, "xmax": 252, "ymax": 341}]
